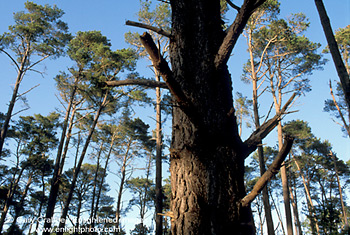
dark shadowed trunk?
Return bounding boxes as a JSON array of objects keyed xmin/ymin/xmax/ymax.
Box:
[
  {"xmin": 137, "ymin": 0, "xmax": 297, "ymax": 233},
  {"xmin": 168, "ymin": 1, "xmax": 256, "ymax": 233},
  {"xmin": 314, "ymin": 0, "xmax": 350, "ymax": 111}
]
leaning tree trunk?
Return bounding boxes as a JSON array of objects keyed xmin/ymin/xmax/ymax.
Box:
[
  {"xmin": 314, "ymin": 0, "xmax": 350, "ymax": 111},
  {"xmin": 0, "ymin": 53, "xmax": 28, "ymax": 156}
]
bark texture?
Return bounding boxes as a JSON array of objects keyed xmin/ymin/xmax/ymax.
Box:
[
  {"xmin": 138, "ymin": 0, "xmax": 297, "ymax": 234},
  {"xmin": 168, "ymin": 1, "xmax": 258, "ymax": 234}
]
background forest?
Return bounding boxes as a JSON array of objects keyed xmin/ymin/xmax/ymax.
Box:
[{"xmin": 0, "ymin": 0, "xmax": 349, "ymax": 235}]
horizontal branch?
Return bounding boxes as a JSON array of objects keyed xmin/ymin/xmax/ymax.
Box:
[
  {"xmin": 106, "ymin": 79, "xmax": 168, "ymax": 89},
  {"xmin": 243, "ymin": 92, "xmax": 297, "ymax": 158},
  {"xmin": 241, "ymin": 135, "xmax": 294, "ymax": 207},
  {"xmin": 126, "ymin": 20, "xmax": 171, "ymax": 38}
]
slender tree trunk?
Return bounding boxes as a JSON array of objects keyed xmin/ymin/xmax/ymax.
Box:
[
  {"xmin": 7, "ymin": 173, "xmax": 33, "ymax": 234},
  {"xmin": 250, "ymin": 43, "xmax": 275, "ymax": 235},
  {"xmin": 314, "ymin": 0, "xmax": 350, "ymax": 111},
  {"xmin": 0, "ymin": 53, "xmax": 28, "ymax": 156},
  {"xmin": 115, "ymin": 138, "xmax": 132, "ymax": 233},
  {"xmin": 330, "ymin": 152, "xmax": 349, "ymax": 229},
  {"xmin": 155, "ymin": 70, "xmax": 163, "ymax": 235},
  {"xmin": 43, "ymin": 86, "xmax": 77, "ymax": 234},
  {"xmin": 93, "ymin": 137, "xmax": 115, "ymax": 220},
  {"xmin": 271, "ymin": 192, "xmax": 286, "ymax": 235},
  {"xmin": 294, "ymin": 158, "xmax": 320, "ymax": 235},
  {"xmin": 272, "ymin": 77, "xmax": 293, "ymax": 235},
  {"xmin": 35, "ymin": 173, "xmax": 46, "ymax": 234},
  {"xmin": 289, "ymin": 174, "xmax": 302, "ymax": 235},
  {"xmin": 57, "ymin": 94, "xmax": 107, "ymax": 235},
  {"xmin": 0, "ymin": 167, "xmax": 25, "ymax": 232},
  {"xmin": 278, "ymin": 123, "xmax": 294, "ymax": 235},
  {"xmin": 89, "ymin": 142, "xmax": 103, "ymax": 230},
  {"xmin": 74, "ymin": 193, "xmax": 83, "ymax": 235}
]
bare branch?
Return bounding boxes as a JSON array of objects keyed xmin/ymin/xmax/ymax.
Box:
[
  {"xmin": 106, "ymin": 79, "xmax": 168, "ymax": 89},
  {"xmin": 140, "ymin": 32, "xmax": 190, "ymax": 108},
  {"xmin": 215, "ymin": 0, "xmax": 266, "ymax": 69},
  {"xmin": 126, "ymin": 20, "xmax": 171, "ymax": 38},
  {"xmin": 226, "ymin": 0, "xmax": 241, "ymax": 11},
  {"xmin": 0, "ymin": 49, "xmax": 20, "ymax": 71},
  {"xmin": 329, "ymin": 80, "xmax": 350, "ymax": 136},
  {"xmin": 25, "ymin": 54, "xmax": 50, "ymax": 72},
  {"xmin": 241, "ymin": 135, "xmax": 294, "ymax": 207},
  {"xmin": 17, "ymin": 84, "xmax": 40, "ymax": 99},
  {"xmin": 11, "ymin": 107, "xmax": 30, "ymax": 117},
  {"xmin": 243, "ymin": 92, "xmax": 297, "ymax": 158}
]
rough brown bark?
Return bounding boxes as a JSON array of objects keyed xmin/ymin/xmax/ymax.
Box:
[
  {"xmin": 168, "ymin": 1, "xmax": 255, "ymax": 233},
  {"xmin": 138, "ymin": 0, "xmax": 299, "ymax": 234},
  {"xmin": 106, "ymin": 79, "xmax": 168, "ymax": 89}
]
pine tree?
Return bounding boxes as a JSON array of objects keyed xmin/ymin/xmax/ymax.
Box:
[{"xmin": 0, "ymin": 2, "xmax": 71, "ymax": 156}]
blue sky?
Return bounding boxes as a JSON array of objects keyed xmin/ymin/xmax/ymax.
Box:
[
  {"xmin": 0, "ymin": 1, "xmax": 349, "ymax": 159},
  {"xmin": 0, "ymin": 0, "xmax": 349, "ymax": 233}
]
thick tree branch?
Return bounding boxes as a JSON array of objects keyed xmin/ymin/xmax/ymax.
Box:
[
  {"xmin": 126, "ymin": 20, "xmax": 171, "ymax": 38},
  {"xmin": 140, "ymin": 32, "xmax": 189, "ymax": 107},
  {"xmin": 314, "ymin": 0, "xmax": 350, "ymax": 111},
  {"xmin": 214, "ymin": 0, "xmax": 266, "ymax": 69},
  {"xmin": 226, "ymin": 0, "xmax": 241, "ymax": 11},
  {"xmin": 243, "ymin": 92, "xmax": 297, "ymax": 158},
  {"xmin": 106, "ymin": 79, "xmax": 168, "ymax": 89},
  {"xmin": 241, "ymin": 135, "xmax": 294, "ymax": 207}
]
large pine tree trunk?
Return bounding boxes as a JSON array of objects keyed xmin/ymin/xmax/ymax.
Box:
[{"xmin": 169, "ymin": 1, "xmax": 255, "ymax": 233}]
